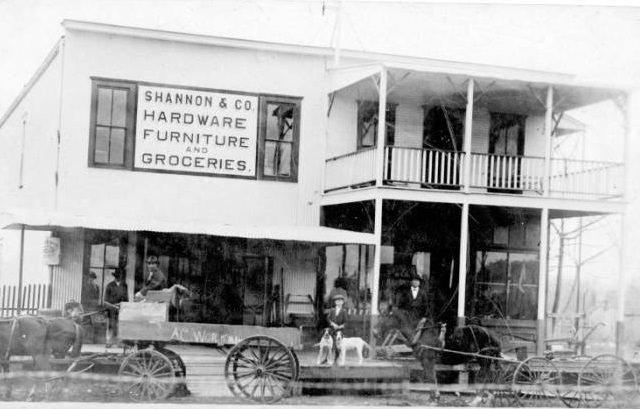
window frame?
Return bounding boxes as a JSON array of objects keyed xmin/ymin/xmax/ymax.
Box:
[
  {"xmin": 88, "ymin": 78, "xmax": 137, "ymax": 169},
  {"xmin": 356, "ymin": 100, "xmax": 397, "ymax": 150},
  {"xmin": 257, "ymin": 95, "xmax": 301, "ymax": 182}
]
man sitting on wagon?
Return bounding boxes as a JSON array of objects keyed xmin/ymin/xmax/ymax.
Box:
[{"xmin": 135, "ymin": 255, "xmax": 167, "ymax": 300}]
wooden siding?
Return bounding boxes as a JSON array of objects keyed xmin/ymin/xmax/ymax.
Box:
[{"xmin": 50, "ymin": 228, "xmax": 84, "ymax": 311}]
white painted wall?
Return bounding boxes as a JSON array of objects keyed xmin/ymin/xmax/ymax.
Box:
[
  {"xmin": 326, "ymin": 96, "xmax": 357, "ymax": 157},
  {"xmin": 0, "ymin": 45, "xmax": 62, "ymax": 214},
  {"xmin": 56, "ymin": 30, "xmax": 329, "ymax": 227}
]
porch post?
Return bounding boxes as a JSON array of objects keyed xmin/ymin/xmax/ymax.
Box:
[
  {"xmin": 375, "ymin": 66, "xmax": 388, "ymax": 187},
  {"xmin": 463, "ymin": 79, "xmax": 474, "ymax": 193},
  {"xmin": 537, "ymin": 208, "xmax": 550, "ymax": 355},
  {"xmin": 371, "ymin": 196, "xmax": 383, "ymax": 313},
  {"xmin": 543, "ymin": 86, "xmax": 553, "ymax": 196},
  {"xmin": 457, "ymin": 202, "xmax": 469, "ymax": 327},
  {"xmin": 618, "ymin": 90, "xmax": 640, "ymax": 354},
  {"xmin": 17, "ymin": 224, "xmax": 25, "ymax": 315},
  {"xmin": 369, "ymin": 196, "xmax": 384, "ymax": 351}
]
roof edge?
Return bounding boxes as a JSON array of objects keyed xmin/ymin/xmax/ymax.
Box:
[
  {"xmin": 60, "ymin": 19, "xmax": 628, "ymax": 91},
  {"xmin": 0, "ymin": 38, "xmax": 64, "ymax": 129}
]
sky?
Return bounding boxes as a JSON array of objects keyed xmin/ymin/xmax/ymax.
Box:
[
  {"xmin": 0, "ymin": 1, "xmax": 638, "ymax": 321},
  {"xmin": 1, "ymin": 0, "xmax": 640, "ymax": 120}
]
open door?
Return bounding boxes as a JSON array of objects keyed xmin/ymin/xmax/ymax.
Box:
[
  {"xmin": 242, "ymin": 256, "xmax": 273, "ymax": 326},
  {"xmin": 488, "ymin": 112, "xmax": 525, "ymax": 193}
]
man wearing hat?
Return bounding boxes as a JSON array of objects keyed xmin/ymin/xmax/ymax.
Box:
[
  {"xmin": 136, "ymin": 255, "xmax": 167, "ymax": 299},
  {"xmin": 104, "ymin": 267, "xmax": 129, "ymax": 345},
  {"xmin": 397, "ymin": 271, "xmax": 431, "ymax": 325},
  {"xmin": 326, "ymin": 292, "xmax": 349, "ymax": 364}
]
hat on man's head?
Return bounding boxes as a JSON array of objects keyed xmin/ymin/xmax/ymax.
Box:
[
  {"xmin": 331, "ymin": 293, "xmax": 345, "ymax": 301},
  {"xmin": 112, "ymin": 268, "xmax": 125, "ymax": 279},
  {"xmin": 146, "ymin": 255, "xmax": 159, "ymax": 264},
  {"xmin": 89, "ymin": 272, "xmax": 97, "ymax": 279},
  {"xmin": 409, "ymin": 272, "xmax": 423, "ymax": 283}
]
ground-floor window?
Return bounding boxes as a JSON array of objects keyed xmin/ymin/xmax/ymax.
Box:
[{"xmin": 474, "ymin": 250, "xmax": 539, "ymax": 320}]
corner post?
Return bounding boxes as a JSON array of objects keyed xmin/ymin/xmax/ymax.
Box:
[
  {"xmin": 375, "ymin": 66, "xmax": 388, "ymax": 187},
  {"xmin": 543, "ymin": 86, "xmax": 553, "ymax": 196},
  {"xmin": 457, "ymin": 202, "xmax": 470, "ymax": 327},
  {"xmin": 537, "ymin": 208, "xmax": 550, "ymax": 355},
  {"xmin": 463, "ymin": 79, "xmax": 474, "ymax": 192}
]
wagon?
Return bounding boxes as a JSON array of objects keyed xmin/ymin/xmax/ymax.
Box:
[
  {"xmin": 82, "ymin": 296, "xmax": 303, "ymax": 403},
  {"xmin": 1, "ymin": 294, "xmax": 303, "ymax": 403},
  {"xmin": 376, "ymin": 317, "xmax": 640, "ymax": 408}
]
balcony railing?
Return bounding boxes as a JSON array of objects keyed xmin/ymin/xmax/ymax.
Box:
[
  {"xmin": 385, "ymin": 146, "xmax": 463, "ymax": 187},
  {"xmin": 324, "ymin": 147, "xmax": 376, "ymax": 191},
  {"xmin": 469, "ymin": 153, "xmax": 545, "ymax": 192},
  {"xmin": 324, "ymin": 146, "xmax": 624, "ymax": 199},
  {"xmin": 550, "ymin": 158, "xmax": 624, "ymax": 197}
]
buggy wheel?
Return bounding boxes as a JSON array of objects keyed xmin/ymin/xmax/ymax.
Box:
[
  {"xmin": 512, "ymin": 356, "xmax": 563, "ymax": 406},
  {"xmin": 224, "ymin": 335, "xmax": 298, "ymax": 403},
  {"xmin": 475, "ymin": 356, "xmax": 518, "ymax": 407},
  {"xmin": 118, "ymin": 349, "xmax": 176, "ymax": 401},
  {"xmin": 578, "ymin": 354, "xmax": 638, "ymax": 408}
]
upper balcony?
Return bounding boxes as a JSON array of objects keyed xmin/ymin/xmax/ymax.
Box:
[{"xmin": 324, "ymin": 65, "xmax": 626, "ymax": 202}]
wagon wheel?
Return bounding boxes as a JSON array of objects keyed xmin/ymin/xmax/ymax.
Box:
[
  {"xmin": 224, "ymin": 335, "xmax": 298, "ymax": 403},
  {"xmin": 556, "ymin": 355, "xmax": 592, "ymax": 408},
  {"xmin": 512, "ymin": 356, "xmax": 563, "ymax": 406},
  {"xmin": 578, "ymin": 354, "xmax": 639, "ymax": 408},
  {"xmin": 474, "ymin": 355, "xmax": 518, "ymax": 407},
  {"xmin": 118, "ymin": 349, "xmax": 176, "ymax": 401}
]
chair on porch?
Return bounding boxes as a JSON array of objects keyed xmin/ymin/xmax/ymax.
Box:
[{"xmin": 284, "ymin": 293, "xmax": 316, "ymax": 330}]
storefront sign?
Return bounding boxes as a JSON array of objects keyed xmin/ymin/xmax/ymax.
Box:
[
  {"xmin": 135, "ymin": 85, "xmax": 259, "ymax": 177},
  {"xmin": 43, "ymin": 237, "xmax": 60, "ymax": 265}
]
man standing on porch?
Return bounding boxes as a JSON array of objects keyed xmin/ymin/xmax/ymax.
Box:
[{"xmin": 397, "ymin": 271, "xmax": 431, "ymax": 325}]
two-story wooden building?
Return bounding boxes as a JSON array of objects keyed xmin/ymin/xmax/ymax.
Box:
[{"xmin": 0, "ymin": 20, "xmax": 636, "ymax": 352}]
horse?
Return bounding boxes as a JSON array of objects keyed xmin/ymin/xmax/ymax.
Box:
[
  {"xmin": 375, "ymin": 304, "xmax": 501, "ymax": 383},
  {"xmin": 0, "ymin": 315, "xmax": 83, "ymax": 400}
]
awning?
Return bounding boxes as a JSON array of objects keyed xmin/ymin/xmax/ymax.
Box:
[{"xmin": 0, "ymin": 210, "xmax": 377, "ymax": 245}]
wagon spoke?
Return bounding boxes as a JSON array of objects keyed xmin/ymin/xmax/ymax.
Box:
[
  {"xmin": 268, "ymin": 371, "xmax": 293, "ymax": 382},
  {"xmin": 235, "ymin": 352, "xmax": 258, "ymax": 367}
]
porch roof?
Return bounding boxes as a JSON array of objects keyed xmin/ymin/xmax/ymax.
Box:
[
  {"xmin": 0, "ymin": 210, "xmax": 377, "ymax": 245},
  {"xmin": 328, "ymin": 63, "xmax": 622, "ymax": 113}
]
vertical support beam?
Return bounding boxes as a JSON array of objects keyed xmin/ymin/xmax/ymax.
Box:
[
  {"xmin": 618, "ymin": 90, "xmax": 639, "ymax": 355},
  {"xmin": 17, "ymin": 224, "xmax": 25, "ymax": 315},
  {"xmin": 463, "ymin": 79, "xmax": 475, "ymax": 193},
  {"xmin": 457, "ymin": 202, "xmax": 470, "ymax": 326},
  {"xmin": 371, "ymin": 196, "xmax": 383, "ymax": 313},
  {"xmin": 369, "ymin": 196, "xmax": 384, "ymax": 353},
  {"xmin": 543, "ymin": 86, "xmax": 554, "ymax": 196},
  {"xmin": 537, "ymin": 208, "xmax": 550, "ymax": 355},
  {"xmin": 375, "ymin": 67, "xmax": 388, "ymax": 187}
]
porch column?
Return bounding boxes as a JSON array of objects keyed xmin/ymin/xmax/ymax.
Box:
[
  {"xmin": 618, "ymin": 90, "xmax": 640, "ymax": 354},
  {"xmin": 537, "ymin": 208, "xmax": 550, "ymax": 355},
  {"xmin": 543, "ymin": 86, "xmax": 554, "ymax": 196},
  {"xmin": 375, "ymin": 66, "xmax": 388, "ymax": 187},
  {"xmin": 457, "ymin": 202, "xmax": 469, "ymax": 327},
  {"xmin": 17, "ymin": 224, "xmax": 25, "ymax": 314},
  {"xmin": 371, "ymin": 196, "xmax": 383, "ymax": 313},
  {"xmin": 463, "ymin": 79, "xmax": 474, "ymax": 193}
]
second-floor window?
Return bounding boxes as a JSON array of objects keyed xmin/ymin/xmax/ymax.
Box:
[
  {"xmin": 259, "ymin": 97, "xmax": 301, "ymax": 181},
  {"xmin": 489, "ymin": 112, "xmax": 525, "ymax": 157},
  {"xmin": 88, "ymin": 79, "xmax": 300, "ymax": 182},
  {"xmin": 89, "ymin": 80, "xmax": 136, "ymax": 168},
  {"xmin": 357, "ymin": 100, "xmax": 396, "ymax": 149}
]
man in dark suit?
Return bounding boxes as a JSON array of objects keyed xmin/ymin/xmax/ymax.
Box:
[
  {"xmin": 397, "ymin": 273, "xmax": 431, "ymax": 326},
  {"xmin": 326, "ymin": 293, "xmax": 348, "ymax": 364}
]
